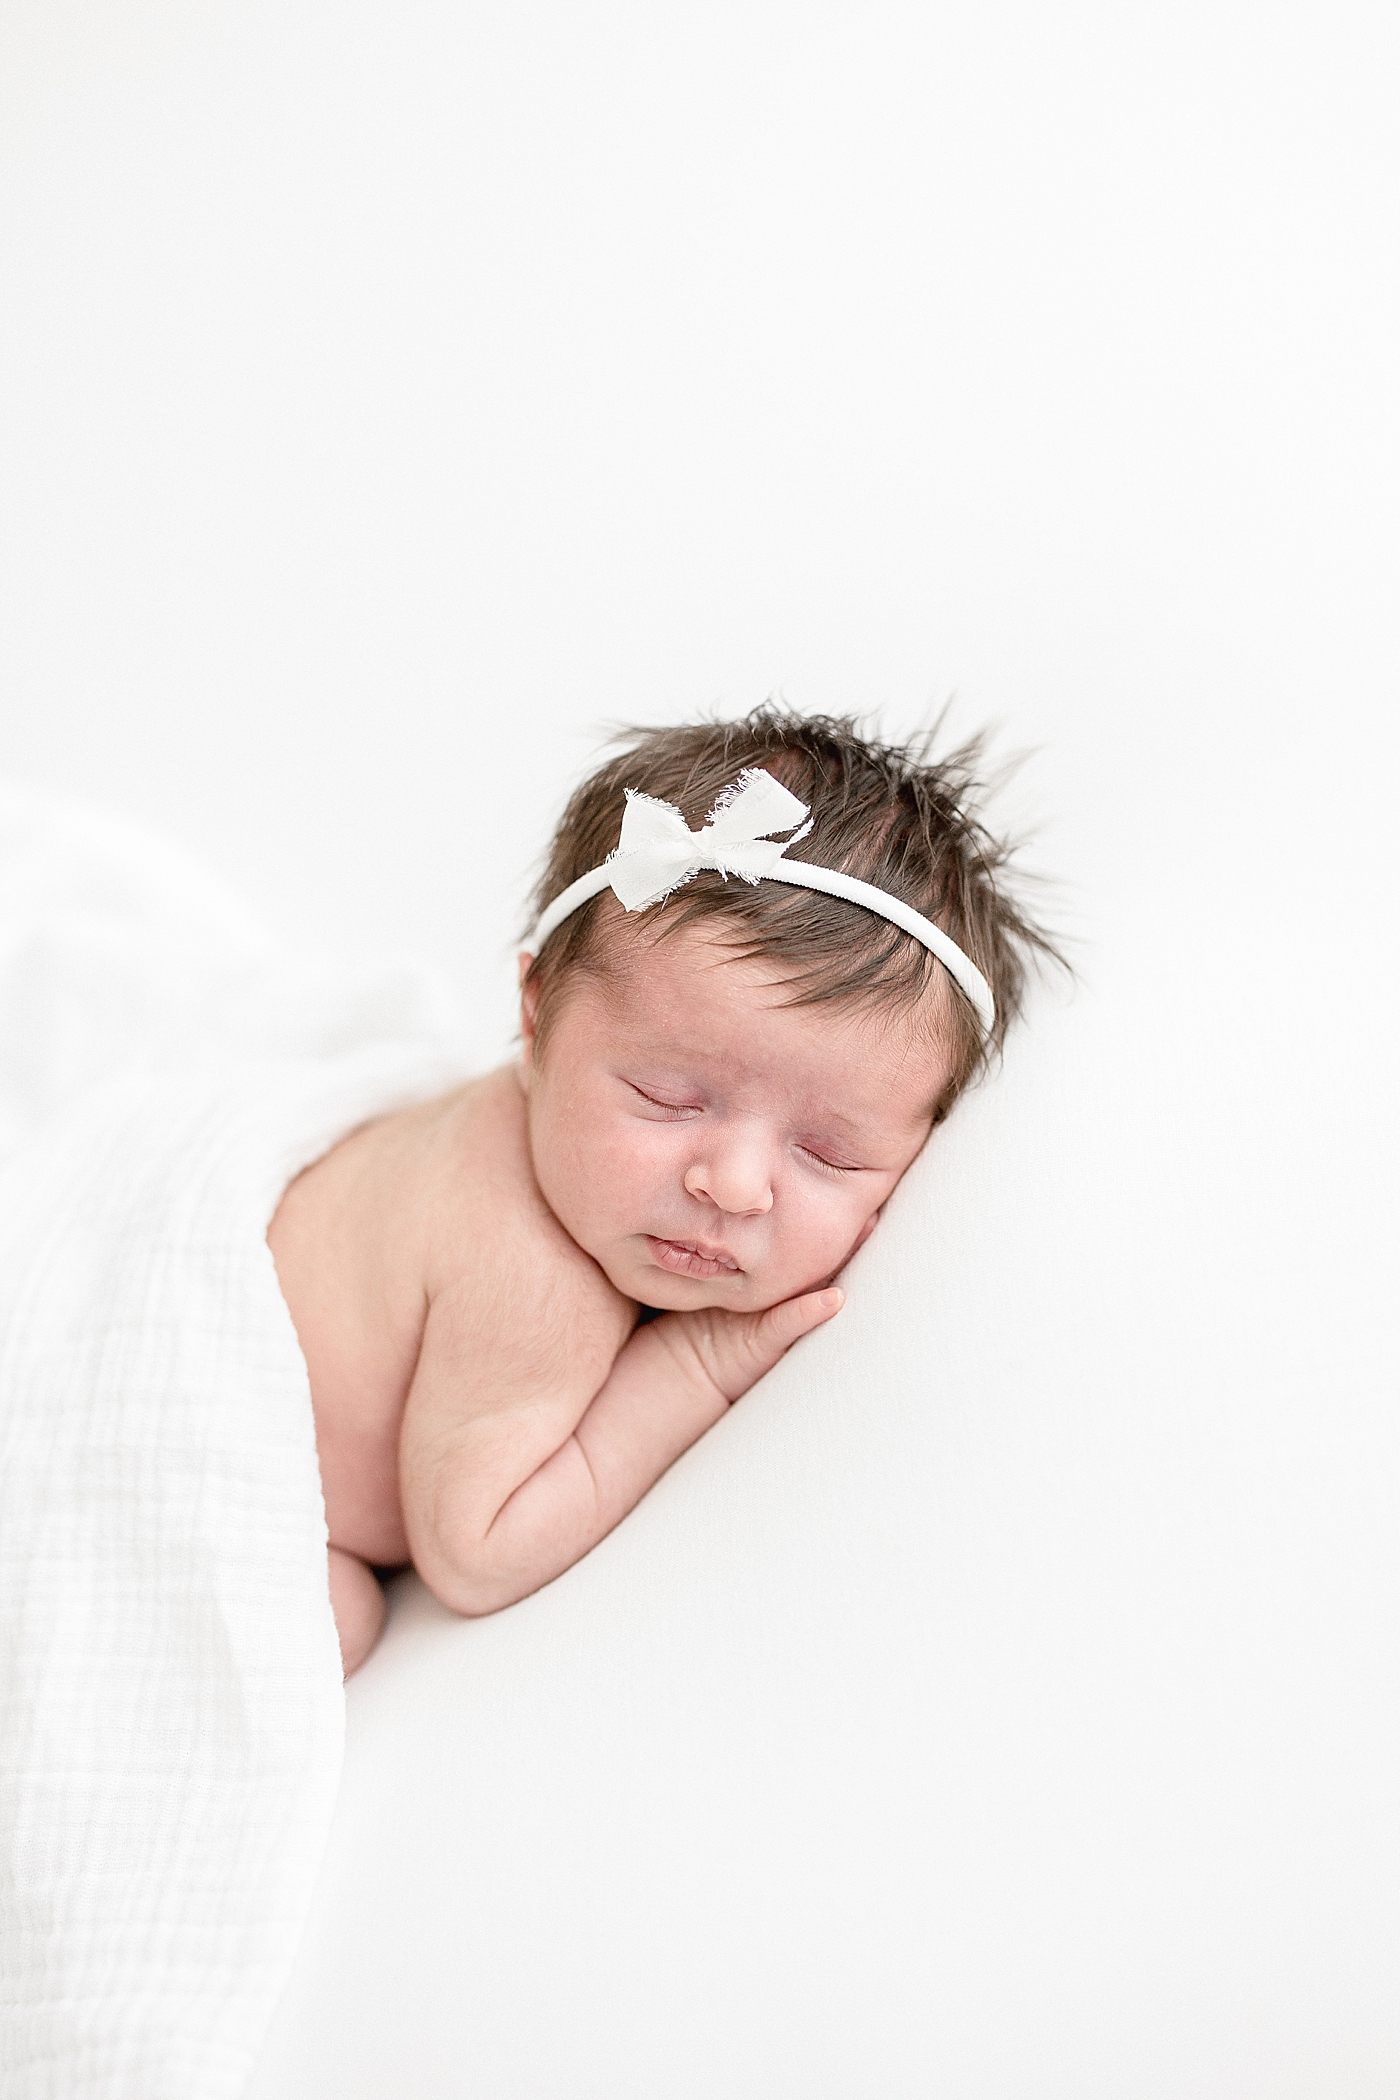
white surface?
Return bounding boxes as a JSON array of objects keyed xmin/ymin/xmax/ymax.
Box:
[
  {"xmin": 0, "ymin": 786, "xmax": 473, "ymax": 2098},
  {"xmin": 1, "ymin": 2, "xmax": 1397, "ymax": 2095}
]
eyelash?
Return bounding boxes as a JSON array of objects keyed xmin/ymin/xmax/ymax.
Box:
[
  {"xmin": 797, "ymin": 1147, "xmax": 859, "ymax": 1177},
  {"xmin": 628, "ymin": 1083, "xmax": 700, "ymax": 1119}
]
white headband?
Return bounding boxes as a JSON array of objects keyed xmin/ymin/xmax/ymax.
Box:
[{"xmin": 526, "ymin": 767, "xmax": 996, "ymax": 1032}]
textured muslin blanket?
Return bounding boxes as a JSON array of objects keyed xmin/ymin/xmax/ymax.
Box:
[{"xmin": 0, "ymin": 784, "xmax": 473, "ymax": 2097}]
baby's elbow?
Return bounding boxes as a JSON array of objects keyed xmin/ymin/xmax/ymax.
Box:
[
  {"xmin": 412, "ymin": 1509, "xmax": 536, "ymax": 1619},
  {"xmin": 406, "ymin": 1449, "xmax": 580, "ymax": 1618}
]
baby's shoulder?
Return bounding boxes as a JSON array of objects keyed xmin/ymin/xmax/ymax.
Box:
[{"xmin": 416, "ymin": 1064, "xmax": 634, "ymax": 1361}]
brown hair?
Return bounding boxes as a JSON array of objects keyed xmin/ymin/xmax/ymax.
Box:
[{"xmin": 523, "ymin": 706, "xmax": 1063, "ymax": 1118}]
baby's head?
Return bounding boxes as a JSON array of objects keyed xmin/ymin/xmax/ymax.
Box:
[{"xmin": 519, "ymin": 707, "xmax": 1056, "ymax": 1313}]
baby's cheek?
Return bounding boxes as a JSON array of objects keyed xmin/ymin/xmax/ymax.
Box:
[
  {"xmin": 821, "ymin": 1191, "xmax": 884, "ymax": 1271},
  {"xmin": 572, "ymin": 1139, "xmax": 673, "ymax": 1271},
  {"xmin": 762, "ymin": 1196, "xmax": 856, "ymax": 1296},
  {"xmin": 599, "ymin": 1131, "xmax": 665, "ymax": 1219}
]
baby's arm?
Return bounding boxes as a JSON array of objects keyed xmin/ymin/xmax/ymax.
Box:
[{"xmin": 400, "ymin": 1279, "xmax": 842, "ymax": 1617}]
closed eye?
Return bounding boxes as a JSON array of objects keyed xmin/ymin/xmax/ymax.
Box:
[
  {"xmin": 796, "ymin": 1145, "xmax": 864, "ymax": 1176},
  {"xmin": 627, "ymin": 1081, "xmax": 702, "ymax": 1118}
]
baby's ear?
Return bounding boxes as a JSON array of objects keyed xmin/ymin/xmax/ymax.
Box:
[{"xmin": 518, "ymin": 954, "xmax": 540, "ymax": 1067}]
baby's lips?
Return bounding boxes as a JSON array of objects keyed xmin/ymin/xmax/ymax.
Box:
[{"xmin": 646, "ymin": 1234, "xmax": 743, "ymax": 1279}]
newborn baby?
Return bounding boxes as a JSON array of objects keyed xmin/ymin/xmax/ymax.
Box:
[{"xmin": 269, "ymin": 709, "xmax": 1053, "ymax": 1675}]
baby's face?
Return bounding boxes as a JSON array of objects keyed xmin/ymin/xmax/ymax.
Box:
[{"xmin": 521, "ymin": 923, "xmax": 956, "ymax": 1312}]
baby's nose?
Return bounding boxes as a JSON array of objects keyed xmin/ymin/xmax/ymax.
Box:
[{"xmin": 683, "ymin": 1144, "xmax": 774, "ymax": 1218}]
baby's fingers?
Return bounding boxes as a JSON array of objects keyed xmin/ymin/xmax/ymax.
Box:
[
  {"xmin": 758, "ymin": 1286, "xmax": 844, "ymax": 1356},
  {"xmin": 710, "ymin": 1286, "xmax": 844, "ymax": 1402}
]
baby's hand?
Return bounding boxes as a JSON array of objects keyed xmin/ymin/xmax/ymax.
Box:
[{"xmin": 647, "ymin": 1285, "xmax": 845, "ymax": 1411}]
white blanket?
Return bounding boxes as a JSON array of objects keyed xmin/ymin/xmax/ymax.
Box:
[{"xmin": 0, "ymin": 785, "xmax": 472, "ymax": 2098}]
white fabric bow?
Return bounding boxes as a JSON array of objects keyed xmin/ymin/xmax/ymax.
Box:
[{"xmin": 607, "ymin": 768, "xmax": 812, "ymax": 912}]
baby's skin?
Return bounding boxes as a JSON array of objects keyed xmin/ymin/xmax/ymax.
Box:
[{"xmin": 268, "ymin": 916, "xmax": 956, "ymax": 1675}]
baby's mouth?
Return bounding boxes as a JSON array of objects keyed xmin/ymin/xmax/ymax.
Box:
[{"xmin": 645, "ymin": 1235, "xmax": 742, "ymax": 1279}]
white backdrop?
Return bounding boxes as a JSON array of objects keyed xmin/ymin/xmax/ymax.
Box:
[{"xmin": 2, "ymin": 4, "xmax": 1397, "ymax": 2096}]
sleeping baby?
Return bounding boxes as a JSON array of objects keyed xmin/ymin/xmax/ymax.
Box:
[{"xmin": 268, "ymin": 708, "xmax": 1055, "ymax": 1675}]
